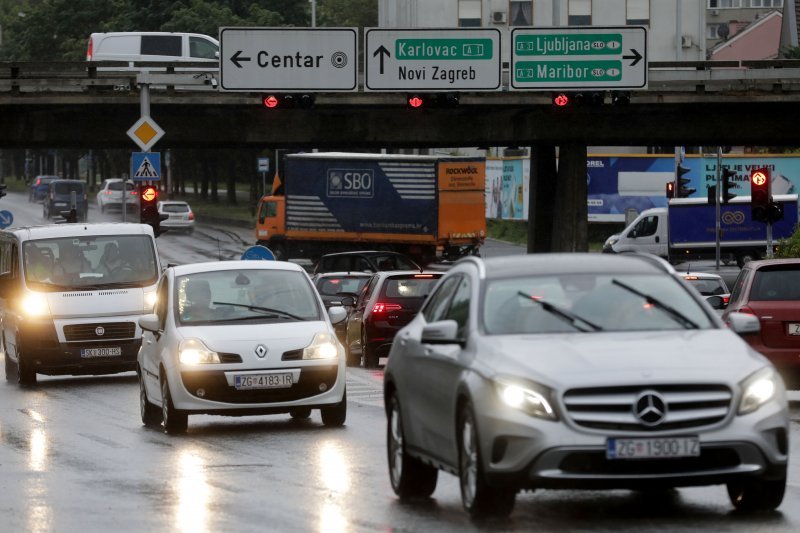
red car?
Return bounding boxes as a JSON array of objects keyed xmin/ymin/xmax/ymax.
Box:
[{"xmin": 722, "ymin": 258, "xmax": 800, "ymax": 388}]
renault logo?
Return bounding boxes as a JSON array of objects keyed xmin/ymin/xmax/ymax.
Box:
[
  {"xmin": 95, "ymin": 326, "xmax": 105, "ymax": 336},
  {"xmin": 633, "ymin": 390, "xmax": 667, "ymax": 427},
  {"xmin": 255, "ymin": 344, "xmax": 268, "ymax": 358}
]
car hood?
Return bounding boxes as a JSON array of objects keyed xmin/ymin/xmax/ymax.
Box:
[
  {"xmin": 477, "ymin": 329, "xmax": 768, "ymax": 388},
  {"xmin": 45, "ymin": 288, "xmax": 144, "ymax": 318}
]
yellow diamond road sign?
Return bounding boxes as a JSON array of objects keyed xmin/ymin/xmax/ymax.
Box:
[{"xmin": 127, "ymin": 116, "xmax": 165, "ymax": 151}]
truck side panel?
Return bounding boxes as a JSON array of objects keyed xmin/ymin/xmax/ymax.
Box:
[
  {"xmin": 284, "ymin": 157, "xmax": 437, "ymax": 237},
  {"xmin": 437, "ymin": 160, "xmax": 486, "ymax": 244}
]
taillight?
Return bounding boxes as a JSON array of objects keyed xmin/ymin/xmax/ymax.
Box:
[
  {"xmin": 372, "ymin": 303, "xmax": 402, "ymax": 314},
  {"xmin": 188, "ymin": 212, "xmax": 195, "ymax": 220},
  {"xmin": 723, "ymin": 296, "xmax": 730, "ymax": 305},
  {"xmin": 86, "ymin": 37, "xmax": 93, "ymax": 61},
  {"xmin": 35, "ymin": 178, "xmax": 41, "ymax": 185},
  {"xmin": 414, "ymin": 274, "xmax": 434, "ymax": 278},
  {"xmin": 738, "ymin": 305, "xmax": 756, "ymax": 315}
]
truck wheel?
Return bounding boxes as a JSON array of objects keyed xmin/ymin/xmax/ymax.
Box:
[
  {"xmin": 271, "ymin": 243, "xmax": 286, "ymax": 260},
  {"xmin": 736, "ymin": 251, "xmax": 759, "ymax": 269}
]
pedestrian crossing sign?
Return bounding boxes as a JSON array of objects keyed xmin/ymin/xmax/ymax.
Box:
[{"xmin": 131, "ymin": 152, "xmax": 161, "ymax": 181}]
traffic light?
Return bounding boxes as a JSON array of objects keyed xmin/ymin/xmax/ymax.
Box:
[
  {"xmin": 551, "ymin": 91, "xmax": 604, "ymax": 107},
  {"xmin": 676, "ymin": 164, "xmax": 695, "ymax": 198},
  {"xmin": 262, "ymin": 94, "xmax": 315, "ymax": 109},
  {"xmin": 666, "ymin": 181, "xmax": 675, "ymax": 199},
  {"xmin": 750, "ymin": 168, "xmax": 771, "ymax": 223},
  {"xmin": 611, "ymin": 91, "xmax": 631, "ymax": 105},
  {"xmin": 406, "ymin": 93, "xmax": 459, "ymax": 108},
  {"xmin": 139, "ymin": 184, "xmax": 168, "ymax": 237},
  {"xmin": 721, "ymin": 167, "xmax": 738, "ymax": 204},
  {"xmin": 707, "ymin": 185, "xmax": 717, "ymax": 205},
  {"xmin": 768, "ymin": 201, "xmax": 784, "ymax": 223}
]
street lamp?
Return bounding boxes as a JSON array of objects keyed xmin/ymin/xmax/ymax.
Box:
[{"xmin": 310, "ymin": 0, "xmax": 316, "ymax": 27}]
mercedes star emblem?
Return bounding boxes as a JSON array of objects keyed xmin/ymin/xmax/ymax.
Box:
[{"xmin": 633, "ymin": 390, "xmax": 667, "ymax": 427}]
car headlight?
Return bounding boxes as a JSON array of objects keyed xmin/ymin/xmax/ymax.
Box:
[
  {"xmin": 179, "ymin": 338, "xmax": 221, "ymax": 365},
  {"xmin": 738, "ymin": 367, "xmax": 780, "ymax": 415},
  {"xmin": 495, "ymin": 378, "xmax": 558, "ymax": 420},
  {"xmin": 302, "ymin": 332, "xmax": 340, "ymax": 360},
  {"xmin": 604, "ymin": 235, "xmax": 619, "ymax": 247},
  {"xmin": 21, "ymin": 293, "xmax": 49, "ymax": 317},
  {"xmin": 143, "ymin": 290, "xmax": 157, "ymax": 312}
]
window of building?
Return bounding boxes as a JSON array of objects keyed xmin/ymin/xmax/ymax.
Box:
[
  {"xmin": 568, "ymin": 0, "xmax": 591, "ymax": 26},
  {"xmin": 509, "ymin": 1, "xmax": 533, "ymax": 26},
  {"xmin": 748, "ymin": 0, "xmax": 783, "ymax": 7},
  {"xmin": 707, "ymin": 23, "xmax": 730, "ymax": 39},
  {"xmin": 626, "ymin": 0, "xmax": 650, "ymax": 25},
  {"xmin": 459, "ymin": 0, "xmax": 482, "ymax": 27},
  {"xmin": 708, "ymin": 0, "xmax": 743, "ymax": 8}
]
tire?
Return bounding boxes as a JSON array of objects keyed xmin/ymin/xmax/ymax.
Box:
[
  {"xmin": 727, "ymin": 476, "xmax": 786, "ymax": 512},
  {"xmin": 100, "ymin": 203, "xmax": 105, "ymax": 214},
  {"xmin": 5, "ymin": 349, "xmax": 16, "ymax": 381},
  {"xmin": 736, "ymin": 251, "xmax": 759, "ymax": 269},
  {"xmin": 362, "ymin": 329, "xmax": 379, "ymax": 369},
  {"xmin": 161, "ymin": 375, "xmax": 188, "ymax": 434},
  {"xmin": 16, "ymin": 347, "xmax": 37, "ymax": 386},
  {"xmin": 139, "ymin": 370, "xmax": 162, "ymax": 427},
  {"xmin": 320, "ymin": 389, "xmax": 347, "ymax": 427},
  {"xmin": 458, "ymin": 402, "xmax": 516, "ymax": 517},
  {"xmin": 271, "ymin": 243, "xmax": 286, "ymax": 261},
  {"xmin": 289, "ymin": 407, "xmax": 312, "ymax": 419},
  {"xmin": 387, "ymin": 393, "xmax": 438, "ymax": 499}
]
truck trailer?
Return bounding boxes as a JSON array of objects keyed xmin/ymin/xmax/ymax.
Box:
[
  {"xmin": 255, "ymin": 153, "xmax": 486, "ymax": 263},
  {"xmin": 603, "ymin": 195, "xmax": 799, "ymax": 267}
]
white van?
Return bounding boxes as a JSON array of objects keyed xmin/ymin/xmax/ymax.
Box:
[
  {"xmin": 86, "ymin": 32, "xmax": 219, "ymax": 64},
  {"xmin": 0, "ymin": 223, "xmax": 161, "ymax": 385}
]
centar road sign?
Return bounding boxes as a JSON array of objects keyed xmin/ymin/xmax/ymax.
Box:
[
  {"xmin": 219, "ymin": 28, "xmax": 358, "ymax": 91},
  {"xmin": 511, "ymin": 26, "xmax": 647, "ymax": 90},
  {"xmin": 365, "ymin": 28, "xmax": 501, "ymax": 91}
]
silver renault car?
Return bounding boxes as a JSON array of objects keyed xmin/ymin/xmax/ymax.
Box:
[{"xmin": 383, "ymin": 253, "xmax": 788, "ymax": 517}]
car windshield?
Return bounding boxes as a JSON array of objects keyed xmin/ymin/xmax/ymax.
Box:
[
  {"xmin": 23, "ymin": 235, "xmax": 159, "ymax": 291},
  {"xmin": 176, "ymin": 269, "xmax": 322, "ymax": 325},
  {"xmin": 750, "ymin": 267, "xmax": 800, "ymax": 301},
  {"xmin": 482, "ymin": 273, "xmax": 714, "ymax": 334},
  {"xmin": 316, "ymin": 276, "xmax": 370, "ymax": 296},
  {"xmin": 685, "ymin": 277, "xmax": 727, "ymax": 296}
]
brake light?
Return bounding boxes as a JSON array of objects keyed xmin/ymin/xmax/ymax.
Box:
[
  {"xmin": 738, "ymin": 305, "xmax": 756, "ymax": 315},
  {"xmin": 104, "ymin": 190, "xmax": 112, "ymax": 195},
  {"xmin": 35, "ymin": 178, "xmax": 41, "ymax": 185},
  {"xmin": 372, "ymin": 303, "xmax": 402, "ymax": 314},
  {"xmin": 188, "ymin": 212, "xmax": 195, "ymax": 220},
  {"xmin": 723, "ymin": 296, "xmax": 730, "ymax": 305},
  {"xmin": 86, "ymin": 37, "xmax": 93, "ymax": 61},
  {"xmin": 414, "ymin": 274, "xmax": 434, "ymax": 278}
]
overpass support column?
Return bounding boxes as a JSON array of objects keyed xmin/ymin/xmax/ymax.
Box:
[
  {"xmin": 528, "ymin": 144, "xmax": 558, "ymax": 253},
  {"xmin": 551, "ymin": 144, "xmax": 588, "ymax": 252}
]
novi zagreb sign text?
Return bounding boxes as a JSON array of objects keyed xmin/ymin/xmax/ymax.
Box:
[{"xmin": 511, "ymin": 26, "xmax": 647, "ymax": 90}]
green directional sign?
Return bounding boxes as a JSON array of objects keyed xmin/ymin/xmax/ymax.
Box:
[
  {"xmin": 395, "ymin": 39, "xmax": 494, "ymax": 60},
  {"xmin": 511, "ymin": 26, "xmax": 647, "ymax": 90}
]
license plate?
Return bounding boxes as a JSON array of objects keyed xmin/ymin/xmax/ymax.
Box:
[
  {"xmin": 788, "ymin": 323, "xmax": 800, "ymax": 335},
  {"xmin": 80, "ymin": 347, "xmax": 122, "ymax": 358},
  {"xmin": 234, "ymin": 373, "xmax": 293, "ymax": 390},
  {"xmin": 607, "ymin": 436, "xmax": 700, "ymax": 459}
]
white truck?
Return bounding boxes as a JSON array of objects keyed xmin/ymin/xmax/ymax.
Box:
[{"xmin": 603, "ymin": 195, "xmax": 799, "ymax": 267}]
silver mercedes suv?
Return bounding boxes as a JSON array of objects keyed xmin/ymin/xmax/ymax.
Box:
[{"xmin": 383, "ymin": 253, "xmax": 789, "ymax": 517}]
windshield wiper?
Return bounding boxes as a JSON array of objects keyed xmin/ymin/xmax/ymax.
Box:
[
  {"xmin": 610, "ymin": 279, "xmax": 699, "ymax": 330},
  {"xmin": 517, "ymin": 291, "xmax": 603, "ymax": 332},
  {"xmin": 212, "ymin": 301, "xmax": 305, "ymax": 321}
]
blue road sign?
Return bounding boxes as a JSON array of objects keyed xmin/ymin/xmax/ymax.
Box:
[
  {"xmin": 0, "ymin": 210, "xmax": 13, "ymax": 229},
  {"xmin": 131, "ymin": 152, "xmax": 162, "ymax": 181},
  {"xmin": 241, "ymin": 245, "xmax": 275, "ymax": 261}
]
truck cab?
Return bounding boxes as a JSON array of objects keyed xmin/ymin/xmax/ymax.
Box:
[
  {"xmin": 603, "ymin": 207, "xmax": 668, "ymax": 258},
  {"xmin": 255, "ymin": 195, "xmax": 286, "ymax": 259}
]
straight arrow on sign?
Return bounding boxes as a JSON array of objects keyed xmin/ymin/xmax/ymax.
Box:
[{"xmin": 373, "ymin": 45, "xmax": 390, "ymax": 75}]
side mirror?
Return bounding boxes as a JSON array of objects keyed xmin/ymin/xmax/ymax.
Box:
[
  {"xmin": 421, "ymin": 319, "xmax": 463, "ymax": 346},
  {"xmin": 705, "ymin": 295, "xmax": 726, "ymax": 310},
  {"xmin": 327, "ymin": 306, "xmax": 347, "ymax": 325},
  {"xmin": 139, "ymin": 314, "xmax": 161, "ymax": 332},
  {"xmin": 338, "ymin": 295, "xmax": 356, "ymax": 307},
  {"xmin": 726, "ymin": 312, "xmax": 760, "ymax": 335},
  {"xmin": 629, "ymin": 230, "xmax": 638, "ymax": 239}
]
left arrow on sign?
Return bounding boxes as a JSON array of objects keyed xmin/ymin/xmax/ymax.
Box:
[
  {"xmin": 373, "ymin": 45, "xmax": 390, "ymax": 75},
  {"xmin": 231, "ymin": 50, "xmax": 252, "ymax": 68},
  {"xmin": 623, "ymin": 49, "xmax": 642, "ymax": 67}
]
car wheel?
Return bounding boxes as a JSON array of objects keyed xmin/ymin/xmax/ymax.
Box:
[
  {"xmin": 16, "ymin": 347, "xmax": 37, "ymax": 386},
  {"xmin": 4, "ymin": 346, "xmax": 16, "ymax": 381},
  {"xmin": 161, "ymin": 374, "xmax": 188, "ymax": 434},
  {"xmin": 271, "ymin": 243, "xmax": 286, "ymax": 261},
  {"xmin": 345, "ymin": 341, "xmax": 360, "ymax": 367},
  {"xmin": 387, "ymin": 393, "xmax": 438, "ymax": 498},
  {"xmin": 100, "ymin": 203, "xmax": 105, "ymax": 213},
  {"xmin": 289, "ymin": 407, "xmax": 312, "ymax": 419},
  {"xmin": 736, "ymin": 251, "xmax": 759, "ymax": 269},
  {"xmin": 362, "ymin": 329, "xmax": 379, "ymax": 369},
  {"xmin": 139, "ymin": 370, "xmax": 162, "ymax": 426},
  {"xmin": 320, "ymin": 388, "xmax": 347, "ymax": 427},
  {"xmin": 727, "ymin": 475, "xmax": 786, "ymax": 512},
  {"xmin": 458, "ymin": 402, "xmax": 516, "ymax": 517}
]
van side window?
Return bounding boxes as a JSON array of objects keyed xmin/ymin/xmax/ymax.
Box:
[
  {"xmin": 0, "ymin": 240, "xmax": 18, "ymax": 278},
  {"xmin": 141, "ymin": 35, "xmax": 181, "ymax": 57},
  {"xmin": 629, "ymin": 215, "xmax": 658, "ymax": 238},
  {"xmin": 189, "ymin": 37, "xmax": 218, "ymax": 59}
]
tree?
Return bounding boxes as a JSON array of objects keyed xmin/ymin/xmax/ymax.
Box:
[{"xmin": 317, "ymin": 0, "xmax": 378, "ymax": 28}]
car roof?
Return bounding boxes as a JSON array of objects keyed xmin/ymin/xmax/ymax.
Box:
[
  {"xmin": 171, "ymin": 260, "xmax": 306, "ymax": 276},
  {"xmin": 159, "ymin": 201, "xmax": 190, "ymax": 206},
  {"xmin": 6, "ymin": 222, "xmax": 154, "ymax": 241},
  {"xmin": 321, "ymin": 250, "xmax": 412, "ymax": 259},
  {"xmin": 746, "ymin": 258, "xmax": 800, "ymax": 270},
  {"xmin": 50, "ymin": 179, "xmax": 85, "ymax": 185},
  {"xmin": 478, "ymin": 253, "xmax": 673, "ymax": 279},
  {"xmin": 315, "ymin": 271, "xmax": 373, "ymax": 278},
  {"xmin": 682, "ymin": 271, "xmax": 723, "ymax": 280},
  {"xmin": 372, "ymin": 270, "xmax": 442, "ymax": 280}
]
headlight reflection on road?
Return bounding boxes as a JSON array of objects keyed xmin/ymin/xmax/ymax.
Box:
[
  {"xmin": 26, "ymin": 428, "xmax": 52, "ymax": 532},
  {"xmin": 317, "ymin": 441, "xmax": 349, "ymax": 533},
  {"xmin": 29, "ymin": 427, "xmax": 48, "ymax": 471},
  {"xmin": 175, "ymin": 450, "xmax": 211, "ymax": 533}
]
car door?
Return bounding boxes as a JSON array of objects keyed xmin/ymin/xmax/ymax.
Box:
[
  {"xmin": 346, "ymin": 274, "xmax": 378, "ymax": 357},
  {"xmin": 140, "ymin": 275, "xmax": 171, "ymax": 401}
]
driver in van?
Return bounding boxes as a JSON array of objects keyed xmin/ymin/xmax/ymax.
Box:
[
  {"xmin": 99, "ymin": 243, "xmax": 123, "ymax": 277},
  {"xmin": 54, "ymin": 242, "xmax": 90, "ymax": 284}
]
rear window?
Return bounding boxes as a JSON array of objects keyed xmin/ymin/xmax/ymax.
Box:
[
  {"xmin": 54, "ymin": 182, "xmax": 85, "ymax": 195},
  {"xmin": 685, "ymin": 277, "xmax": 726, "ymax": 296},
  {"xmin": 108, "ymin": 182, "xmax": 134, "ymax": 191},
  {"xmin": 380, "ymin": 275, "xmax": 441, "ymax": 299},
  {"xmin": 316, "ymin": 276, "xmax": 370, "ymax": 296},
  {"xmin": 162, "ymin": 203, "xmax": 189, "ymax": 213},
  {"xmin": 751, "ymin": 268, "xmax": 800, "ymax": 301}
]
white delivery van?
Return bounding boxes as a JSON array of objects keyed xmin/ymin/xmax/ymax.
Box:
[
  {"xmin": 86, "ymin": 32, "xmax": 219, "ymax": 64},
  {"xmin": 0, "ymin": 223, "xmax": 161, "ymax": 385}
]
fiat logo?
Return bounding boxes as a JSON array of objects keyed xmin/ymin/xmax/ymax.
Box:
[
  {"xmin": 95, "ymin": 326, "xmax": 105, "ymax": 336},
  {"xmin": 255, "ymin": 344, "xmax": 268, "ymax": 358}
]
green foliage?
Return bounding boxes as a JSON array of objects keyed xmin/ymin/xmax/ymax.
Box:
[
  {"xmin": 318, "ymin": 0, "xmax": 377, "ymax": 28},
  {"xmin": 780, "ymin": 46, "xmax": 800, "ymax": 59},
  {"xmin": 775, "ymin": 227, "xmax": 800, "ymax": 258}
]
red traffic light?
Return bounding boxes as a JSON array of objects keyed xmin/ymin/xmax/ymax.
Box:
[
  {"xmin": 751, "ymin": 170, "xmax": 768, "ymax": 187},
  {"xmin": 141, "ymin": 186, "xmax": 157, "ymax": 203},
  {"xmin": 408, "ymin": 95, "xmax": 424, "ymax": 108},
  {"xmin": 553, "ymin": 93, "xmax": 570, "ymax": 107},
  {"xmin": 263, "ymin": 95, "xmax": 280, "ymax": 108}
]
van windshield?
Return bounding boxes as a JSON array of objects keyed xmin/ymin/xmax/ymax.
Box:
[{"xmin": 23, "ymin": 235, "xmax": 159, "ymax": 291}]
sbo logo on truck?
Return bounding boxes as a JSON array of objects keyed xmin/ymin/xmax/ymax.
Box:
[{"xmin": 327, "ymin": 169, "xmax": 375, "ymax": 198}]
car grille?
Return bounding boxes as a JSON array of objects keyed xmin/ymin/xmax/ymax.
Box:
[
  {"xmin": 563, "ymin": 384, "xmax": 732, "ymax": 432},
  {"xmin": 63, "ymin": 322, "xmax": 136, "ymax": 342}
]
